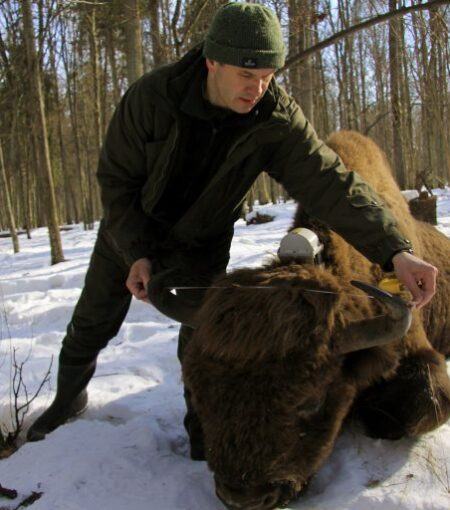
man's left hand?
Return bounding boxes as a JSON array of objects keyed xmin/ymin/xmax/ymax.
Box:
[{"xmin": 392, "ymin": 251, "xmax": 438, "ymax": 309}]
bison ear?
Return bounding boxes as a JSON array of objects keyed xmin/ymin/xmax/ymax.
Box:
[
  {"xmin": 295, "ymin": 277, "xmax": 341, "ymax": 339},
  {"xmin": 299, "ymin": 275, "xmax": 341, "ymax": 315},
  {"xmin": 301, "ymin": 285, "xmax": 340, "ymax": 314}
]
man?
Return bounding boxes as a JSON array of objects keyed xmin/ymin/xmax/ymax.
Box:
[{"xmin": 27, "ymin": 3, "xmax": 437, "ymax": 459}]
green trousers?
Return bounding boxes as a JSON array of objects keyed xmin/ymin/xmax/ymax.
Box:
[
  {"xmin": 61, "ymin": 226, "xmax": 131, "ymax": 361},
  {"xmin": 60, "ymin": 223, "xmax": 216, "ymax": 457}
]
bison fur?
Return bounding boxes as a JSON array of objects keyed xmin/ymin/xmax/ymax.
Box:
[{"xmin": 179, "ymin": 131, "xmax": 450, "ymax": 509}]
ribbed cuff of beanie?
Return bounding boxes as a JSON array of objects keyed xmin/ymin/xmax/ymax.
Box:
[{"xmin": 203, "ymin": 38, "xmax": 284, "ymax": 69}]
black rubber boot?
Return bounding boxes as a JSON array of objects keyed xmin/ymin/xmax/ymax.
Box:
[{"xmin": 27, "ymin": 358, "xmax": 96, "ymax": 442}]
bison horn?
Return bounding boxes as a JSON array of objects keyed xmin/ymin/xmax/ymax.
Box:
[
  {"xmin": 333, "ymin": 280, "xmax": 413, "ymax": 355},
  {"xmin": 147, "ymin": 268, "xmax": 201, "ymax": 329}
]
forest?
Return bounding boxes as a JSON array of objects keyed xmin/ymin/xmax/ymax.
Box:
[{"xmin": 0, "ymin": 0, "xmax": 449, "ymax": 263}]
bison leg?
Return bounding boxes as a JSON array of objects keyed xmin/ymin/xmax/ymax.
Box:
[
  {"xmin": 178, "ymin": 324, "xmax": 206, "ymax": 461},
  {"xmin": 355, "ymin": 349, "xmax": 450, "ymax": 439}
]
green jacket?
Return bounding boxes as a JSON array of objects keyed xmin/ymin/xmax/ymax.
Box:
[{"xmin": 97, "ymin": 45, "xmax": 411, "ymax": 276}]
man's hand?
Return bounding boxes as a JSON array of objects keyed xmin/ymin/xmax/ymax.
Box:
[
  {"xmin": 126, "ymin": 258, "xmax": 152, "ymax": 302},
  {"xmin": 392, "ymin": 251, "xmax": 438, "ymax": 309}
]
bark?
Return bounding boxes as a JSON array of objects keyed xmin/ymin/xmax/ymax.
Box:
[
  {"xmin": 269, "ymin": 176, "xmax": 279, "ymax": 205},
  {"xmin": 288, "ymin": 0, "xmax": 301, "ymax": 103},
  {"xmin": 430, "ymin": 7, "xmax": 449, "ymax": 184},
  {"xmin": 87, "ymin": 4, "xmax": 103, "ymax": 151},
  {"xmin": 0, "ymin": 139, "xmax": 19, "ymax": 252},
  {"xmin": 49, "ymin": 32, "xmax": 78, "ymax": 224},
  {"xmin": 400, "ymin": 17, "xmax": 415, "ymax": 188},
  {"xmin": 288, "ymin": 0, "xmax": 314, "ymax": 120},
  {"xmin": 337, "ymin": 0, "xmax": 351, "ymax": 128},
  {"xmin": 20, "ymin": 0, "xmax": 64, "ymax": 264},
  {"xmin": 255, "ymin": 174, "xmax": 270, "ymax": 206},
  {"xmin": 105, "ymin": 25, "xmax": 121, "ymax": 105},
  {"xmin": 123, "ymin": 0, "xmax": 144, "ymax": 83},
  {"xmin": 148, "ymin": 0, "xmax": 166, "ymax": 66},
  {"xmin": 181, "ymin": 0, "xmax": 214, "ymax": 49},
  {"xmin": 61, "ymin": 24, "xmax": 90, "ymax": 229},
  {"xmin": 171, "ymin": 0, "xmax": 182, "ymax": 57},
  {"xmin": 357, "ymin": 31, "xmax": 367, "ymax": 133},
  {"xmin": 389, "ymin": 0, "xmax": 406, "ymax": 188},
  {"xmin": 86, "ymin": 3, "xmax": 103, "ymax": 220},
  {"xmin": 245, "ymin": 188, "xmax": 254, "ymax": 215},
  {"xmin": 368, "ymin": 23, "xmax": 390, "ymax": 149}
]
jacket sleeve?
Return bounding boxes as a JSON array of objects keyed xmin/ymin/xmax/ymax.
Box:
[
  {"xmin": 96, "ymin": 78, "xmax": 156, "ymax": 267},
  {"xmin": 266, "ymin": 100, "xmax": 412, "ymax": 269}
]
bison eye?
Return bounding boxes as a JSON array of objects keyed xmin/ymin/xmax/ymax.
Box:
[{"xmin": 297, "ymin": 395, "xmax": 325, "ymax": 417}]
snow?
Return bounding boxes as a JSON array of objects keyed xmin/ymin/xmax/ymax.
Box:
[{"xmin": 1, "ymin": 189, "xmax": 449, "ymax": 510}]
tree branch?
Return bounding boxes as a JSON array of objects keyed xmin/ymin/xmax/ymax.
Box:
[
  {"xmin": 181, "ymin": 0, "xmax": 211, "ymax": 46},
  {"xmin": 171, "ymin": 0, "xmax": 182, "ymax": 55},
  {"xmin": 279, "ymin": 0, "xmax": 449, "ymax": 73}
]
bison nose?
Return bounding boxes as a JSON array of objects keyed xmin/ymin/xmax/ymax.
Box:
[
  {"xmin": 220, "ymin": 488, "xmax": 280, "ymax": 510},
  {"xmin": 215, "ymin": 477, "xmax": 290, "ymax": 510},
  {"xmin": 258, "ymin": 487, "xmax": 281, "ymax": 509}
]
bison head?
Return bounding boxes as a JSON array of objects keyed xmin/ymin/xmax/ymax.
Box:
[{"xmin": 148, "ymin": 264, "xmax": 411, "ymax": 510}]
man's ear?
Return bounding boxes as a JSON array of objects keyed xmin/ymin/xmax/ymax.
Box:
[{"xmin": 205, "ymin": 58, "xmax": 217, "ymax": 73}]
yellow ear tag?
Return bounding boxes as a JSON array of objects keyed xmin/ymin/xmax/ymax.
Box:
[{"xmin": 378, "ymin": 278, "xmax": 412, "ymax": 301}]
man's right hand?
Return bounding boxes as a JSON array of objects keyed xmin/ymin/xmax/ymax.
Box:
[{"xmin": 126, "ymin": 258, "xmax": 152, "ymax": 302}]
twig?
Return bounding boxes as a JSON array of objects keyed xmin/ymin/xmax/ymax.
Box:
[
  {"xmin": 9, "ymin": 351, "xmax": 53, "ymax": 443},
  {"xmin": 13, "ymin": 491, "xmax": 43, "ymax": 509},
  {"xmin": 0, "ymin": 483, "xmax": 17, "ymax": 499}
]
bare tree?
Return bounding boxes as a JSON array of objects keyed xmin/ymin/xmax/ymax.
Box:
[
  {"xmin": 123, "ymin": 0, "xmax": 144, "ymax": 84},
  {"xmin": 1, "ymin": 0, "xmax": 448, "ymax": 232},
  {"xmin": 0, "ymin": 139, "xmax": 19, "ymax": 252},
  {"xmin": 20, "ymin": 0, "xmax": 64, "ymax": 264},
  {"xmin": 389, "ymin": 0, "xmax": 406, "ymax": 187}
]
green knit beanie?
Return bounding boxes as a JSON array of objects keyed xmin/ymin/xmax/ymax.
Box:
[{"xmin": 203, "ymin": 2, "xmax": 285, "ymax": 69}]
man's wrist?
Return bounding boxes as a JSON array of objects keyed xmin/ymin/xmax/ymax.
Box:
[{"xmin": 383, "ymin": 248, "xmax": 414, "ymax": 272}]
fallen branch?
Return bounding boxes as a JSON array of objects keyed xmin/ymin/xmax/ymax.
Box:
[
  {"xmin": 0, "ymin": 484, "xmax": 18, "ymax": 499},
  {"xmin": 14, "ymin": 491, "xmax": 43, "ymax": 509}
]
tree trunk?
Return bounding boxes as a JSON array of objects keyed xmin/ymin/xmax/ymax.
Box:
[
  {"xmin": 357, "ymin": 31, "xmax": 367, "ymax": 133},
  {"xmin": 400, "ymin": 18, "xmax": 415, "ymax": 188},
  {"xmin": 269, "ymin": 176, "xmax": 279, "ymax": 205},
  {"xmin": 288, "ymin": 0, "xmax": 313, "ymax": 120},
  {"xmin": 0, "ymin": 139, "xmax": 19, "ymax": 253},
  {"xmin": 255, "ymin": 174, "xmax": 270, "ymax": 205},
  {"xmin": 123, "ymin": 0, "xmax": 144, "ymax": 84},
  {"xmin": 105, "ymin": 25, "xmax": 121, "ymax": 105},
  {"xmin": 87, "ymin": 4, "xmax": 103, "ymax": 152},
  {"xmin": 61, "ymin": 24, "xmax": 91, "ymax": 229},
  {"xmin": 149, "ymin": 0, "xmax": 166, "ymax": 66},
  {"xmin": 49, "ymin": 34, "xmax": 78, "ymax": 224},
  {"xmin": 20, "ymin": 0, "xmax": 64, "ymax": 264},
  {"xmin": 86, "ymin": 3, "xmax": 103, "ymax": 221},
  {"xmin": 389, "ymin": 0, "xmax": 406, "ymax": 188},
  {"xmin": 430, "ymin": 7, "xmax": 449, "ymax": 184}
]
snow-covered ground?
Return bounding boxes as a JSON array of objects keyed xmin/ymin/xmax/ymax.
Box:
[{"xmin": 0, "ymin": 189, "xmax": 449, "ymax": 510}]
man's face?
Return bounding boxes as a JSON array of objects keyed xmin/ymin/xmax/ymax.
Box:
[{"xmin": 205, "ymin": 59, "xmax": 275, "ymax": 114}]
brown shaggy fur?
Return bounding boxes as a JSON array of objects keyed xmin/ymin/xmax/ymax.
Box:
[{"xmin": 182, "ymin": 131, "xmax": 450, "ymax": 510}]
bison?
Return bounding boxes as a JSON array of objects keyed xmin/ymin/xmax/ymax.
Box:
[{"xmin": 148, "ymin": 130, "xmax": 450, "ymax": 510}]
